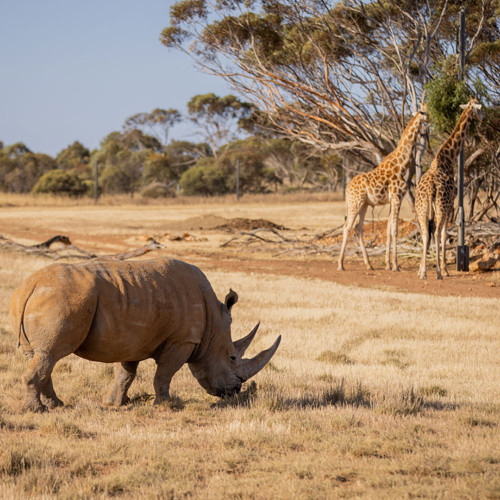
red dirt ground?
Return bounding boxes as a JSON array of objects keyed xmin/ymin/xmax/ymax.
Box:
[
  {"xmin": 1, "ymin": 218, "xmax": 498, "ymax": 299},
  {"xmin": 188, "ymin": 253, "xmax": 500, "ymax": 299}
]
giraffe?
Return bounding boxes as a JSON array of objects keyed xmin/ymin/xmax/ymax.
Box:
[
  {"xmin": 338, "ymin": 105, "xmax": 428, "ymax": 271},
  {"xmin": 415, "ymin": 97, "xmax": 483, "ymax": 280}
]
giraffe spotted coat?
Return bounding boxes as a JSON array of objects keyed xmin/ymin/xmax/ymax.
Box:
[
  {"xmin": 338, "ymin": 106, "xmax": 428, "ymax": 271},
  {"xmin": 415, "ymin": 97, "xmax": 483, "ymax": 280}
]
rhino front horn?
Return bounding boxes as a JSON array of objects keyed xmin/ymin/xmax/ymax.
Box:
[
  {"xmin": 239, "ymin": 335, "xmax": 281, "ymax": 382},
  {"xmin": 234, "ymin": 322, "xmax": 260, "ymax": 357}
]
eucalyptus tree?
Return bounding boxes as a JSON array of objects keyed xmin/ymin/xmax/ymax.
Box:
[
  {"xmin": 161, "ymin": 0, "xmax": 498, "ymax": 170},
  {"xmin": 186, "ymin": 93, "xmax": 255, "ymax": 158},
  {"xmin": 123, "ymin": 108, "xmax": 182, "ymax": 149},
  {"xmin": 0, "ymin": 142, "xmax": 56, "ymax": 193}
]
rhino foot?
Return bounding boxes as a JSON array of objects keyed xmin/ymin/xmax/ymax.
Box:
[
  {"xmin": 44, "ymin": 397, "xmax": 64, "ymax": 409},
  {"xmin": 104, "ymin": 395, "xmax": 130, "ymax": 407},
  {"xmin": 23, "ymin": 398, "xmax": 48, "ymax": 413},
  {"xmin": 153, "ymin": 395, "xmax": 169, "ymax": 405}
]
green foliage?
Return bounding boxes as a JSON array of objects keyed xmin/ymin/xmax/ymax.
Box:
[
  {"xmin": 4, "ymin": 142, "xmax": 31, "ymax": 158},
  {"xmin": 141, "ymin": 141, "xmax": 198, "ymax": 186},
  {"xmin": 187, "ymin": 93, "xmax": 253, "ymax": 121},
  {"xmin": 426, "ymin": 72, "xmax": 471, "ymax": 133},
  {"xmin": 123, "ymin": 108, "xmax": 181, "ymax": 148},
  {"xmin": 170, "ymin": 0, "xmax": 207, "ymax": 24},
  {"xmin": 179, "ymin": 157, "xmax": 230, "ymax": 196},
  {"xmin": 0, "ymin": 144, "xmax": 56, "ymax": 193},
  {"xmin": 93, "ymin": 132, "xmax": 149, "ymax": 196},
  {"xmin": 32, "ymin": 169, "xmax": 86, "ymax": 197},
  {"xmin": 187, "ymin": 93, "xmax": 255, "ymax": 157},
  {"xmin": 55, "ymin": 141, "xmax": 90, "ymax": 171}
]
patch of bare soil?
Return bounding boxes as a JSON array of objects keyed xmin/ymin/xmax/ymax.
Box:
[
  {"xmin": 192, "ymin": 254, "xmax": 500, "ymax": 299},
  {"xmin": 1, "ymin": 216, "xmax": 498, "ymax": 299}
]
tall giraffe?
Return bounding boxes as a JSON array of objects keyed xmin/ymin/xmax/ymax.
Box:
[
  {"xmin": 338, "ymin": 105, "xmax": 428, "ymax": 271},
  {"xmin": 416, "ymin": 97, "xmax": 483, "ymax": 280}
]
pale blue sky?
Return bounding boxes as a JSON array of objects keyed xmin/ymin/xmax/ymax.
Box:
[{"xmin": 0, "ymin": 0, "xmax": 233, "ymax": 156}]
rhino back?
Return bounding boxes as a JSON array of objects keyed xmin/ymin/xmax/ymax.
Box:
[{"xmin": 74, "ymin": 258, "xmax": 213, "ymax": 362}]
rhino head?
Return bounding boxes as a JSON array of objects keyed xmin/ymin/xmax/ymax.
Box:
[{"xmin": 188, "ymin": 289, "xmax": 281, "ymax": 397}]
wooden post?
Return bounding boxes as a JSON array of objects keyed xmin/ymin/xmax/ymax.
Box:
[
  {"xmin": 93, "ymin": 159, "xmax": 99, "ymax": 204},
  {"xmin": 236, "ymin": 159, "xmax": 240, "ymax": 200},
  {"xmin": 456, "ymin": 8, "xmax": 469, "ymax": 271}
]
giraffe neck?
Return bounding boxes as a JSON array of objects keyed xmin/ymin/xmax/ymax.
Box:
[
  {"xmin": 382, "ymin": 113, "xmax": 423, "ymax": 174},
  {"xmin": 435, "ymin": 106, "xmax": 474, "ymax": 169}
]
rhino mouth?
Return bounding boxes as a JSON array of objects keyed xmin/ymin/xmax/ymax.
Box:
[
  {"xmin": 210, "ymin": 378, "xmax": 243, "ymax": 398},
  {"xmin": 215, "ymin": 383, "xmax": 242, "ymax": 398},
  {"xmin": 196, "ymin": 377, "xmax": 242, "ymax": 398}
]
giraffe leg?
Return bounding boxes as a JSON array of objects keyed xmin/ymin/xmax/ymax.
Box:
[
  {"xmin": 338, "ymin": 209, "xmax": 359, "ymax": 271},
  {"xmin": 355, "ymin": 204, "xmax": 373, "ymax": 271},
  {"xmin": 385, "ymin": 211, "xmax": 392, "ymax": 271},
  {"xmin": 390, "ymin": 197, "xmax": 402, "ymax": 271},
  {"xmin": 417, "ymin": 213, "xmax": 429, "ymax": 280},
  {"xmin": 440, "ymin": 218, "xmax": 450, "ymax": 277},
  {"xmin": 434, "ymin": 216, "xmax": 444, "ymax": 280}
]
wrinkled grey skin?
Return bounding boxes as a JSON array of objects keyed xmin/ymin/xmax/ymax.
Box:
[{"xmin": 10, "ymin": 257, "xmax": 281, "ymax": 412}]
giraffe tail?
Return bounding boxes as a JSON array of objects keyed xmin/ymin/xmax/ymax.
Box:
[{"xmin": 428, "ymin": 218, "xmax": 435, "ymax": 236}]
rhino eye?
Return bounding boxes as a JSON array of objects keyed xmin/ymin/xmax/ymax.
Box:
[{"xmin": 229, "ymin": 355, "xmax": 236, "ymax": 363}]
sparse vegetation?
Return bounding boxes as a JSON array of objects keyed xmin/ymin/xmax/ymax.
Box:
[{"xmin": 0, "ymin": 199, "xmax": 498, "ymax": 498}]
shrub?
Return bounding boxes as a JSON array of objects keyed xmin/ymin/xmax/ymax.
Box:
[
  {"xmin": 140, "ymin": 181, "xmax": 176, "ymax": 198},
  {"xmin": 32, "ymin": 169, "xmax": 86, "ymax": 197},
  {"xmin": 179, "ymin": 158, "xmax": 230, "ymax": 196}
]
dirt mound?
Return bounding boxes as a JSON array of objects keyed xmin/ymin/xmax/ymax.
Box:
[
  {"xmin": 215, "ymin": 218, "xmax": 287, "ymax": 232},
  {"xmin": 164, "ymin": 215, "xmax": 228, "ymax": 231},
  {"xmin": 315, "ymin": 219, "xmax": 418, "ymax": 246}
]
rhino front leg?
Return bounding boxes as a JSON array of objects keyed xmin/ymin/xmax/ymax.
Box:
[
  {"xmin": 105, "ymin": 361, "xmax": 139, "ymax": 406},
  {"xmin": 153, "ymin": 343, "xmax": 195, "ymax": 405}
]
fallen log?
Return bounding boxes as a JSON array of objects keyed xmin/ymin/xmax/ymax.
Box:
[{"xmin": 0, "ymin": 235, "xmax": 165, "ymax": 261}]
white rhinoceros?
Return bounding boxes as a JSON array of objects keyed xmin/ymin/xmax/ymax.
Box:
[{"xmin": 10, "ymin": 257, "xmax": 280, "ymax": 412}]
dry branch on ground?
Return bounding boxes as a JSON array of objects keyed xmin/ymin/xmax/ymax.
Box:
[
  {"xmin": 220, "ymin": 221, "xmax": 500, "ymax": 264},
  {"xmin": 0, "ymin": 235, "xmax": 165, "ymax": 261}
]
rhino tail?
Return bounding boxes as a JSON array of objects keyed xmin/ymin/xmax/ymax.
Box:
[{"xmin": 10, "ymin": 284, "xmax": 36, "ymax": 351}]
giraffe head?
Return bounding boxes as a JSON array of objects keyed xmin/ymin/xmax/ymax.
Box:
[
  {"xmin": 417, "ymin": 102, "xmax": 429, "ymax": 134},
  {"xmin": 459, "ymin": 97, "xmax": 484, "ymax": 122}
]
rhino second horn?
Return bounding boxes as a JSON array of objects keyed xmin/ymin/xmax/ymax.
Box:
[
  {"xmin": 239, "ymin": 335, "xmax": 281, "ymax": 382},
  {"xmin": 234, "ymin": 322, "xmax": 260, "ymax": 357}
]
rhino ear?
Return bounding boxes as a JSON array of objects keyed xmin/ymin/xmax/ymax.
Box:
[{"xmin": 225, "ymin": 289, "xmax": 238, "ymax": 313}]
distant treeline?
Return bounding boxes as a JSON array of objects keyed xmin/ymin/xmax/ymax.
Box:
[{"xmin": 0, "ymin": 94, "xmax": 344, "ymax": 199}]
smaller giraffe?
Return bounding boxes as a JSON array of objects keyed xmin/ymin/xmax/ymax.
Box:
[
  {"xmin": 415, "ymin": 97, "xmax": 483, "ymax": 280},
  {"xmin": 338, "ymin": 105, "xmax": 428, "ymax": 271}
]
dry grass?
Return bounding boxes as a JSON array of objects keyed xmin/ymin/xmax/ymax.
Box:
[{"xmin": 0, "ymin": 198, "xmax": 499, "ymax": 499}]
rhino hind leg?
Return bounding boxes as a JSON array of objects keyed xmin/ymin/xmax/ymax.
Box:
[
  {"xmin": 153, "ymin": 343, "xmax": 195, "ymax": 405},
  {"xmin": 105, "ymin": 361, "xmax": 139, "ymax": 406},
  {"xmin": 22, "ymin": 352, "xmax": 58, "ymax": 413},
  {"xmin": 41, "ymin": 376, "xmax": 64, "ymax": 409}
]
